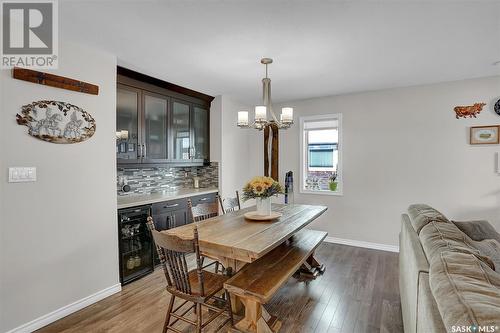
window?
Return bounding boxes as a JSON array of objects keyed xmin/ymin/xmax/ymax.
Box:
[{"xmin": 300, "ymin": 114, "xmax": 342, "ymax": 195}]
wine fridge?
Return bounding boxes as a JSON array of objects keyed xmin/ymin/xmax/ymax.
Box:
[{"xmin": 118, "ymin": 205, "xmax": 154, "ymax": 285}]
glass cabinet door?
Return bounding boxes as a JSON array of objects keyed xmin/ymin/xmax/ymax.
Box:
[
  {"xmin": 171, "ymin": 100, "xmax": 191, "ymax": 160},
  {"xmin": 143, "ymin": 93, "xmax": 168, "ymax": 161},
  {"xmin": 117, "ymin": 85, "xmax": 141, "ymax": 162},
  {"xmin": 192, "ymin": 106, "xmax": 209, "ymax": 160}
]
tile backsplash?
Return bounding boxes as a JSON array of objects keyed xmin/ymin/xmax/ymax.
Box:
[{"xmin": 117, "ymin": 162, "xmax": 218, "ymax": 196}]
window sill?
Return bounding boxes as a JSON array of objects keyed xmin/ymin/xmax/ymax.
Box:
[{"xmin": 299, "ymin": 189, "xmax": 343, "ymax": 196}]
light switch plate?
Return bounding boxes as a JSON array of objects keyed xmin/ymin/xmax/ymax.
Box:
[{"xmin": 8, "ymin": 167, "xmax": 37, "ymax": 182}]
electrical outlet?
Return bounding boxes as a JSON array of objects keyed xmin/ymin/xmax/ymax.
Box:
[{"xmin": 8, "ymin": 167, "xmax": 37, "ymax": 182}]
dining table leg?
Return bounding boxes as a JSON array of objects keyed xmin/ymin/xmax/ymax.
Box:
[
  {"xmin": 220, "ymin": 257, "xmax": 246, "ymax": 314},
  {"xmin": 295, "ymin": 253, "xmax": 326, "ymax": 280},
  {"xmin": 234, "ymin": 297, "xmax": 281, "ymax": 333}
]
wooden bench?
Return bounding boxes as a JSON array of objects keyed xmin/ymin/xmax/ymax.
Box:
[{"xmin": 224, "ymin": 229, "xmax": 328, "ymax": 333}]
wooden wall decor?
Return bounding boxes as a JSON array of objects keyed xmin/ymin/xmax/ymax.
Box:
[
  {"xmin": 263, "ymin": 123, "xmax": 279, "ymax": 181},
  {"xmin": 454, "ymin": 102, "xmax": 486, "ymax": 119},
  {"xmin": 16, "ymin": 101, "xmax": 96, "ymax": 144},
  {"xmin": 13, "ymin": 67, "xmax": 99, "ymax": 95}
]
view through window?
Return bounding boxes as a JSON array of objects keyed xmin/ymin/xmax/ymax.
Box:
[{"xmin": 300, "ymin": 115, "xmax": 341, "ymax": 194}]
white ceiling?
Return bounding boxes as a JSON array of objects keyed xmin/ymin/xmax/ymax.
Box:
[{"xmin": 60, "ymin": 0, "xmax": 500, "ymax": 104}]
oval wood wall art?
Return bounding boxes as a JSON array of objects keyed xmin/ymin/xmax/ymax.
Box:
[
  {"xmin": 495, "ymin": 99, "xmax": 500, "ymax": 116},
  {"xmin": 454, "ymin": 102, "xmax": 486, "ymax": 119},
  {"xmin": 16, "ymin": 101, "xmax": 96, "ymax": 144}
]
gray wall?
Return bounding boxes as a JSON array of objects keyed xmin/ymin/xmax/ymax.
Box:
[
  {"xmin": 0, "ymin": 41, "xmax": 118, "ymax": 332},
  {"xmin": 276, "ymin": 76, "xmax": 500, "ymax": 247},
  {"xmin": 210, "ymin": 95, "xmax": 262, "ymax": 202}
]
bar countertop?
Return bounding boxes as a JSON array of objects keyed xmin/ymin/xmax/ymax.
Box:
[{"xmin": 117, "ymin": 187, "xmax": 218, "ymax": 209}]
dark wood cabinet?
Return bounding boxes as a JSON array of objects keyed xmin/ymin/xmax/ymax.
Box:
[
  {"xmin": 150, "ymin": 193, "xmax": 217, "ymax": 231},
  {"xmin": 190, "ymin": 193, "xmax": 217, "ymax": 206},
  {"xmin": 117, "ymin": 84, "xmax": 170, "ymax": 164},
  {"xmin": 151, "ymin": 198, "xmax": 188, "ymax": 230},
  {"xmin": 116, "ymin": 85, "xmax": 142, "ymax": 164},
  {"xmin": 192, "ymin": 106, "xmax": 210, "ymax": 160},
  {"xmin": 171, "ymin": 99, "xmax": 192, "ymax": 161},
  {"xmin": 117, "ymin": 67, "xmax": 212, "ymax": 166},
  {"xmin": 143, "ymin": 92, "xmax": 169, "ymax": 162}
]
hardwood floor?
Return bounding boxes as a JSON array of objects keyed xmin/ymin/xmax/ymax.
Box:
[{"xmin": 36, "ymin": 243, "xmax": 403, "ymax": 333}]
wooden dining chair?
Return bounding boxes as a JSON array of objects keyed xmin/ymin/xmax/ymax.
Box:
[
  {"xmin": 187, "ymin": 197, "xmax": 224, "ymax": 274},
  {"xmin": 146, "ymin": 217, "xmax": 233, "ymax": 333},
  {"xmin": 188, "ymin": 198, "xmax": 220, "ymax": 222},
  {"xmin": 218, "ymin": 191, "xmax": 241, "ymax": 214}
]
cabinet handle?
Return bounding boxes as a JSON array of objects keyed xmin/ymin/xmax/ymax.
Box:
[
  {"xmin": 138, "ymin": 144, "xmax": 143, "ymax": 159},
  {"xmin": 143, "ymin": 143, "xmax": 147, "ymax": 158},
  {"xmin": 164, "ymin": 203, "xmax": 179, "ymax": 208},
  {"xmin": 200, "ymin": 197, "xmax": 209, "ymax": 201},
  {"xmin": 171, "ymin": 214, "xmax": 176, "ymax": 228}
]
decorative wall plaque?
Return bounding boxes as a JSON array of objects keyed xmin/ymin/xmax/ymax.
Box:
[
  {"xmin": 453, "ymin": 102, "xmax": 486, "ymax": 119},
  {"xmin": 470, "ymin": 125, "xmax": 500, "ymax": 145},
  {"xmin": 16, "ymin": 101, "xmax": 96, "ymax": 144}
]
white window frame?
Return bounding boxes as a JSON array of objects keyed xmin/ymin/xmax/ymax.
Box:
[{"xmin": 299, "ymin": 113, "xmax": 343, "ymax": 196}]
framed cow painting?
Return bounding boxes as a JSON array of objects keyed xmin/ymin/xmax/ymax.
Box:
[{"xmin": 470, "ymin": 125, "xmax": 500, "ymax": 145}]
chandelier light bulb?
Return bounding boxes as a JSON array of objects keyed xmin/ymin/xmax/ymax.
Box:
[
  {"xmin": 238, "ymin": 111, "xmax": 249, "ymax": 126},
  {"xmin": 281, "ymin": 107, "xmax": 293, "ymax": 123},
  {"xmin": 255, "ymin": 106, "xmax": 267, "ymax": 122}
]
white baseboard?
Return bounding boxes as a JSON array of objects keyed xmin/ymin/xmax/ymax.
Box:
[
  {"xmin": 6, "ymin": 283, "xmax": 122, "ymax": 333},
  {"xmin": 324, "ymin": 236, "xmax": 399, "ymax": 253}
]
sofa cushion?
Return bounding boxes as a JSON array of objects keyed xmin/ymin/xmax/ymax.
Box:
[
  {"xmin": 408, "ymin": 204, "xmax": 450, "ymax": 235},
  {"xmin": 453, "ymin": 220, "xmax": 500, "ymax": 243},
  {"xmin": 429, "ymin": 251, "xmax": 500, "ymax": 329},
  {"xmin": 471, "ymin": 239, "xmax": 500, "ymax": 273},
  {"xmin": 419, "ymin": 221, "xmax": 495, "ymax": 271}
]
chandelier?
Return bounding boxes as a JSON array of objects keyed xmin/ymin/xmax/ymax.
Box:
[{"xmin": 237, "ymin": 58, "xmax": 293, "ymax": 130}]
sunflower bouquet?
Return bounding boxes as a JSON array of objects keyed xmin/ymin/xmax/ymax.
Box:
[{"xmin": 242, "ymin": 176, "xmax": 284, "ymax": 201}]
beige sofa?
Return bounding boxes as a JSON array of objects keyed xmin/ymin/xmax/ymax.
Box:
[{"xmin": 399, "ymin": 204, "xmax": 500, "ymax": 333}]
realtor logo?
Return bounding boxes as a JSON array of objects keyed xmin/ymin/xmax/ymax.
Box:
[{"xmin": 1, "ymin": 0, "xmax": 58, "ymax": 68}]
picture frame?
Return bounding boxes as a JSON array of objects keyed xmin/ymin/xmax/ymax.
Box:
[{"xmin": 470, "ymin": 125, "xmax": 500, "ymax": 145}]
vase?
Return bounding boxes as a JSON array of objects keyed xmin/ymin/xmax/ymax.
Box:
[{"xmin": 256, "ymin": 197, "xmax": 272, "ymax": 216}]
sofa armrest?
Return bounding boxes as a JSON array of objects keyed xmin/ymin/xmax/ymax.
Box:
[
  {"xmin": 452, "ymin": 220, "xmax": 500, "ymax": 242},
  {"xmin": 400, "ymin": 214, "xmax": 429, "ymax": 333}
]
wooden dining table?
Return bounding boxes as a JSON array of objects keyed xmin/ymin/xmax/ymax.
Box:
[
  {"xmin": 165, "ymin": 203, "xmax": 328, "ymax": 331},
  {"xmin": 165, "ymin": 203, "xmax": 327, "ymax": 271}
]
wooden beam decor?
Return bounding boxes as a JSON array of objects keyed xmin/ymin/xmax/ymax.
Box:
[
  {"xmin": 12, "ymin": 67, "xmax": 99, "ymax": 95},
  {"xmin": 263, "ymin": 123, "xmax": 279, "ymax": 181},
  {"xmin": 264, "ymin": 126, "xmax": 270, "ymax": 178},
  {"xmin": 271, "ymin": 123, "xmax": 279, "ymax": 180}
]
